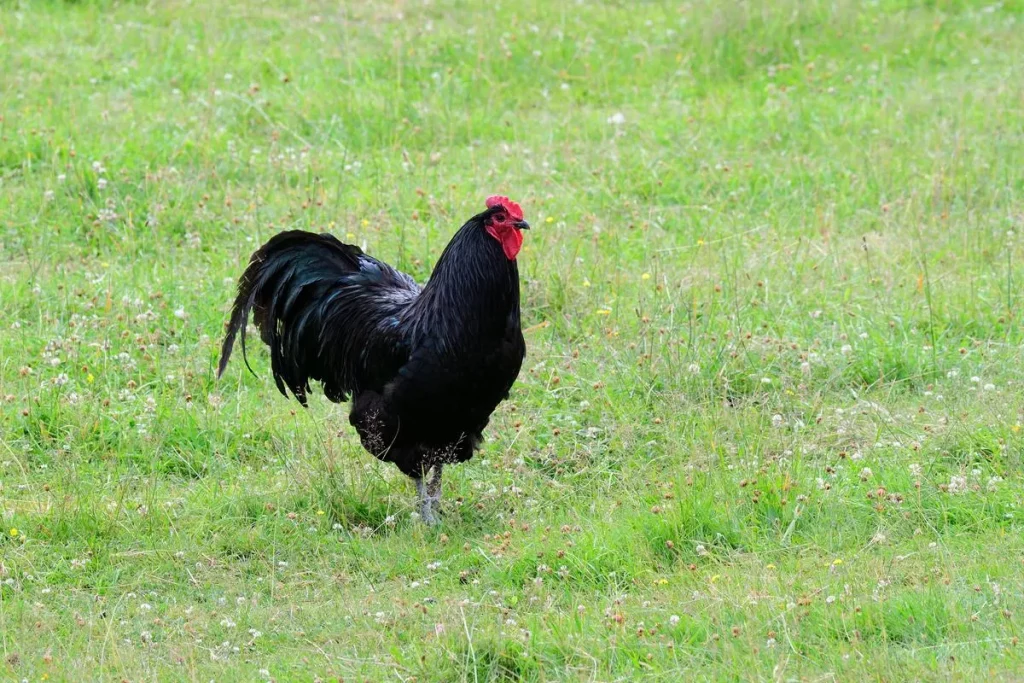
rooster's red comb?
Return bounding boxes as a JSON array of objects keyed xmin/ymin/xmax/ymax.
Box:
[{"xmin": 485, "ymin": 195, "xmax": 523, "ymax": 221}]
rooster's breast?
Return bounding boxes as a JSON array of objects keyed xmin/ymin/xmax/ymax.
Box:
[{"xmin": 395, "ymin": 326, "xmax": 524, "ymax": 446}]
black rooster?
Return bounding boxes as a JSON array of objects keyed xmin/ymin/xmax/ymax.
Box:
[{"xmin": 218, "ymin": 196, "xmax": 529, "ymax": 524}]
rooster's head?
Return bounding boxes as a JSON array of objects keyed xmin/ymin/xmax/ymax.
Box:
[{"xmin": 484, "ymin": 195, "xmax": 529, "ymax": 260}]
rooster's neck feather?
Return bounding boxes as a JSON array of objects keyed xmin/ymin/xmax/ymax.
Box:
[{"xmin": 406, "ymin": 213, "xmax": 521, "ymax": 343}]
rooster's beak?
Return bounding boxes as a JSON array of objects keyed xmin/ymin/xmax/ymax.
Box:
[{"xmin": 514, "ymin": 220, "xmax": 531, "ymax": 230}]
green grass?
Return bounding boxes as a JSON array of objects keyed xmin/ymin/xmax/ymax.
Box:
[{"xmin": 2, "ymin": 0, "xmax": 1024, "ymax": 679}]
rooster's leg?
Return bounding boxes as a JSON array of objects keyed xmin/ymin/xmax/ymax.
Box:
[
  {"xmin": 426, "ymin": 464, "xmax": 443, "ymax": 511},
  {"xmin": 415, "ymin": 473, "xmax": 439, "ymax": 526}
]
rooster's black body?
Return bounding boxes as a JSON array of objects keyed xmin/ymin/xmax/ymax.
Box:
[{"xmin": 218, "ymin": 197, "xmax": 529, "ymax": 523}]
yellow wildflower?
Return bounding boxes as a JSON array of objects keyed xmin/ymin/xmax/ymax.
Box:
[
  {"xmin": 641, "ymin": 273, "xmax": 651, "ymax": 281},
  {"xmin": 9, "ymin": 528, "xmax": 18, "ymax": 538},
  {"xmin": 545, "ymin": 216, "xmax": 554, "ymax": 224},
  {"xmin": 596, "ymin": 309, "xmax": 612, "ymax": 316},
  {"xmin": 765, "ymin": 563, "xmax": 776, "ymax": 570}
]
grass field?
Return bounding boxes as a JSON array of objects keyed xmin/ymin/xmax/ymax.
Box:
[{"xmin": 2, "ymin": 0, "xmax": 1024, "ymax": 679}]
